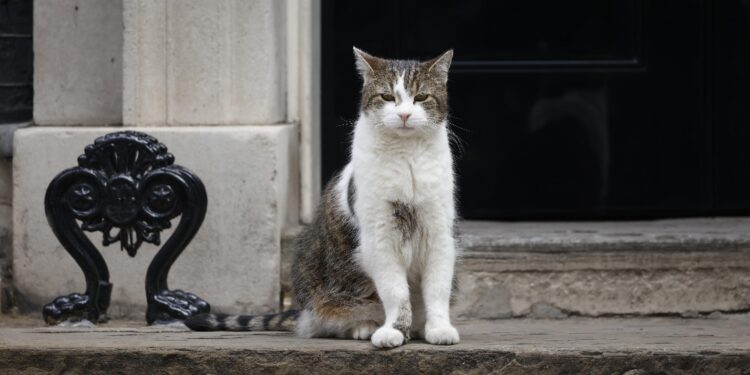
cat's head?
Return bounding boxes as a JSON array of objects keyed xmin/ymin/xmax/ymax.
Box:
[{"xmin": 353, "ymin": 47, "xmax": 453, "ymax": 136}]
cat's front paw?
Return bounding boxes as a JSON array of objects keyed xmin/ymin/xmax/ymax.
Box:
[
  {"xmin": 351, "ymin": 320, "xmax": 379, "ymax": 340},
  {"xmin": 371, "ymin": 326, "xmax": 406, "ymax": 348},
  {"xmin": 425, "ymin": 323, "xmax": 460, "ymax": 345}
]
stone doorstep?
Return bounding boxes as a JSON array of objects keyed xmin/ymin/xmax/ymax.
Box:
[
  {"xmin": 1, "ymin": 316, "xmax": 750, "ymax": 374},
  {"xmin": 281, "ymin": 218, "xmax": 750, "ymax": 318}
]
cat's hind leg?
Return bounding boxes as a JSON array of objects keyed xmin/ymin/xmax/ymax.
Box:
[
  {"xmin": 297, "ymin": 303, "xmax": 384, "ymax": 340},
  {"xmin": 347, "ymin": 302, "xmax": 385, "ymax": 340},
  {"xmin": 296, "ymin": 309, "xmax": 353, "ymax": 339},
  {"xmin": 350, "ymin": 320, "xmax": 379, "ymax": 340}
]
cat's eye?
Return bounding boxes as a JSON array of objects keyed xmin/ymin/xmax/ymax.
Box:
[
  {"xmin": 414, "ymin": 93, "xmax": 429, "ymax": 102},
  {"xmin": 380, "ymin": 94, "xmax": 395, "ymax": 102}
]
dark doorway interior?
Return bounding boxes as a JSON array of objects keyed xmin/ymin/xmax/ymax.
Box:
[
  {"xmin": 0, "ymin": 0, "xmax": 32, "ymax": 124},
  {"xmin": 322, "ymin": 0, "xmax": 750, "ymax": 220}
]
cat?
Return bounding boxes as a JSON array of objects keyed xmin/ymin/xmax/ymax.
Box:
[{"xmin": 186, "ymin": 47, "xmax": 459, "ymax": 348}]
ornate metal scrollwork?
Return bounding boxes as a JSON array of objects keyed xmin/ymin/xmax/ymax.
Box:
[{"xmin": 43, "ymin": 131, "xmax": 210, "ymax": 324}]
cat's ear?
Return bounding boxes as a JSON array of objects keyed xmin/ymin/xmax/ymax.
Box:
[
  {"xmin": 353, "ymin": 47, "xmax": 384, "ymax": 82},
  {"xmin": 423, "ymin": 49, "xmax": 454, "ymax": 83}
]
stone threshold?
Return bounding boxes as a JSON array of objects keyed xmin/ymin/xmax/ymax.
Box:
[
  {"xmin": 456, "ymin": 218, "xmax": 750, "ymax": 272},
  {"xmin": 1, "ymin": 316, "xmax": 749, "ymax": 373},
  {"xmin": 282, "ymin": 218, "xmax": 750, "ymax": 317},
  {"xmin": 458, "ymin": 217, "xmax": 750, "ymax": 253},
  {"xmin": 284, "ymin": 217, "xmax": 750, "ymax": 269}
]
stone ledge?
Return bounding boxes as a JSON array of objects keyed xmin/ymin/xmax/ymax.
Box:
[
  {"xmin": 282, "ymin": 218, "xmax": 750, "ymax": 317},
  {"xmin": 458, "ymin": 218, "xmax": 750, "ymax": 255},
  {"xmin": 454, "ymin": 218, "xmax": 750, "ymax": 318},
  {"xmin": 458, "ymin": 218, "xmax": 750, "ymax": 272},
  {"xmin": 1, "ymin": 316, "xmax": 749, "ymax": 373}
]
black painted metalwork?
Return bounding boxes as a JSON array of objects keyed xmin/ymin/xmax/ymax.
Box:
[{"xmin": 42, "ymin": 131, "xmax": 210, "ymax": 324}]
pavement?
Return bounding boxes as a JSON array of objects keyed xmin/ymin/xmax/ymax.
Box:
[{"xmin": 1, "ymin": 315, "xmax": 750, "ymax": 374}]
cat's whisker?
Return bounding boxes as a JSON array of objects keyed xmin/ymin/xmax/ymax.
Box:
[{"xmin": 446, "ymin": 123, "xmax": 467, "ymax": 157}]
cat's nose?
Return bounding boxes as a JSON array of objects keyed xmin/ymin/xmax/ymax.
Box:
[{"xmin": 399, "ymin": 113, "xmax": 411, "ymax": 123}]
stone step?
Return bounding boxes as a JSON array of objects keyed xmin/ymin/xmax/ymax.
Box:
[
  {"xmin": 282, "ymin": 218, "xmax": 750, "ymax": 318},
  {"xmin": 1, "ymin": 316, "xmax": 749, "ymax": 374}
]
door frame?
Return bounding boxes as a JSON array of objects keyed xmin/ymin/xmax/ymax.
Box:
[{"xmin": 287, "ymin": 0, "xmax": 322, "ymax": 224}]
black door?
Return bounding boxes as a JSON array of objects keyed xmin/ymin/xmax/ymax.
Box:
[
  {"xmin": 0, "ymin": 0, "xmax": 33, "ymax": 124},
  {"xmin": 322, "ymin": 0, "xmax": 750, "ymax": 220}
]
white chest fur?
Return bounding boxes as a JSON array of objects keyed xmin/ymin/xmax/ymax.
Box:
[{"xmin": 349, "ymin": 116, "xmax": 455, "ymax": 212}]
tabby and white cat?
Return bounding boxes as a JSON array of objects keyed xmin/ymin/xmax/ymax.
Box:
[{"xmin": 186, "ymin": 47, "xmax": 459, "ymax": 348}]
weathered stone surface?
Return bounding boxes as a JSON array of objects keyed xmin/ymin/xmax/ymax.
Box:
[
  {"xmin": 0, "ymin": 158, "xmax": 11, "ymax": 237},
  {"xmin": 455, "ymin": 267, "xmax": 750, "ymax": 318},
  {"xmin": 0, "ymin": 158, "xmax": 12, "ymax": 312},
  {"xmin": 280, "ymin": 219, "xmax": 750, "ymax": 319},
  {"xmin": 0, "ymin": 122, "xmax": 27, "ymax": 158},
  {"xmin": 280, "ymin": 225, "xmax": 303, "ymax": 309},
  {"xmin": 1, "ymin": 316, "xmax": 750, "ymax": 374},
  {"xmin": 34, "ymin": 0, "xmax": 123, "ymax": 125},
  {"xmin": 454, "ymin": 219, "xmax": 750, "ymax": 318},
  {"xmin": 123, "ymin": 0, "xmax": 286, "ymax": 126},
  {"xmin": 528, "ymin": 302, "xmax": 568, "ymax": 319},
  {"xmin": 457, "ymin": 219, "xmax": 750, "ymax": 253},
  {"xmin": 12, "ymin": 126, "xmax": 298, "ymax": 318},
  {"xmin": 36, "ymin": 0, "xmax": 288, "ymax": 126}
]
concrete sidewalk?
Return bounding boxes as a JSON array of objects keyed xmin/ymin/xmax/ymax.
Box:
[{"xmin": 2, "ymin": 315, "xmax": 750, "ymax": 374}]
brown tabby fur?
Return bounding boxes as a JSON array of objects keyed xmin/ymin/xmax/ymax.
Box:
[
  {"xmin": 292, "ymin": 175, "xmax": 378, "ymax": 320},
  {"xmin": 357, "ymin": 52, "xmax": 449, "ymax": 124}
]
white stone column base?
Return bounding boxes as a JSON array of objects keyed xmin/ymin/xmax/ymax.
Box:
[{"xmin": 12, "ymin": 126, "xmax": 297, "ymax": 318}]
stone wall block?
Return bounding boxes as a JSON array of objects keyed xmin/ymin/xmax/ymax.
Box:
[
  {"xmin": 0, "ymin": 159, "xmax": 12, "ymax": 312},
  {"xmin": 34, "ymin": 0, "xmax": 123, "ymax": 125},
  {"xmin": 124, "ymin": 0, "xmax": 286, "ymax": 126}
]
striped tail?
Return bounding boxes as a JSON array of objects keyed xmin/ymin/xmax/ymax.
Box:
[{"xmin": 184, "ymin": 310, "xmax": 300, "ymax": 332}]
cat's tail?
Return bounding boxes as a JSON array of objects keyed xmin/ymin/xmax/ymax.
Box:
[{"xmin": 184, "ymin": 310, "xmax": 300, "ymax": 332}]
